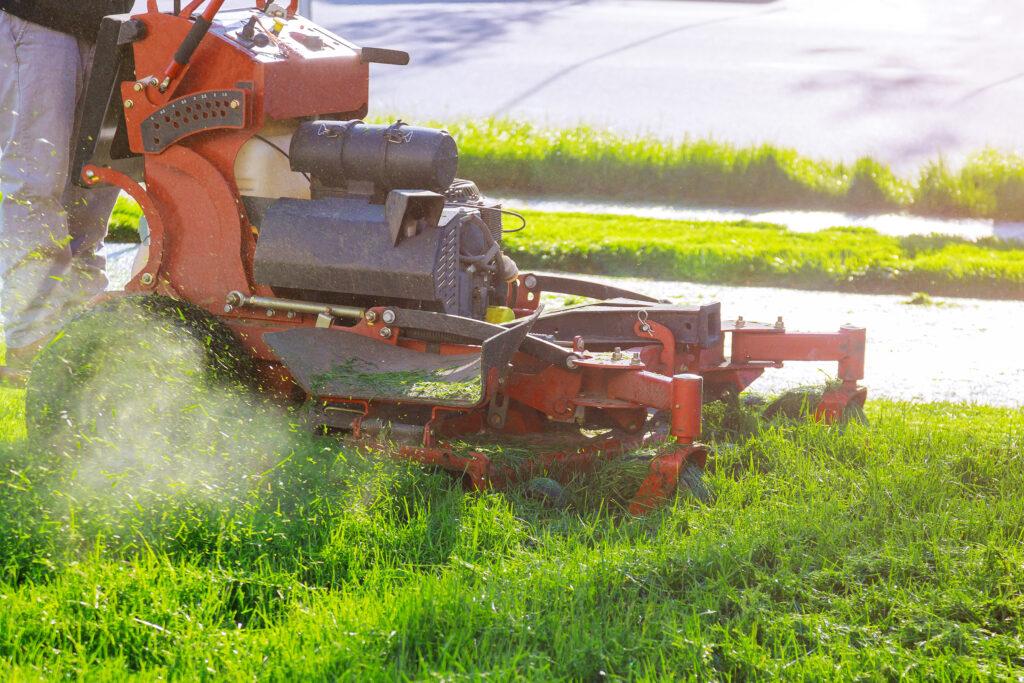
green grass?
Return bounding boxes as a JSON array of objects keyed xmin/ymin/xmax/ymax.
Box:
[
  {"xmin": 108, "ymin": 201, "xmax": 1024, "ymax": 299},
  {"xmin": 1, "ymin": 380, "xmax": 1023, "ymax": 679},
  {"xmin": 443, "ymin": 119, "xmax": 1024, "ymax": 221},
  {"xmin": 504, "ymin": 211, "xmax": 1024, "ymax": 299}
]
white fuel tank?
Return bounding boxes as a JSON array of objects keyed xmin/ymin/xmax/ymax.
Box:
[{"xmin": 233, "ymin": 118, "xmax": 311, "ymax": 200}]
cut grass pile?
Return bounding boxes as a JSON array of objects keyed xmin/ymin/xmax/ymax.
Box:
[
  {"xmin": 1, "ymin": 381, "xmax": 1023, "ymax": 678},
  {"xmin": 504, "ymin": 211, "xmax": 1024, "ymax": 299},
  {"xmin": 107, "ymin": 200, "xmax": 1024, "ymax": 299},
  {"xmin": 443, "ymin": 119, "xmax": 1024, "ymax": 221}
]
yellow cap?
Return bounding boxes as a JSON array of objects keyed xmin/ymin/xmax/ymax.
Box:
[{"xmin": 485, "ymin": 306, "xmax": 516, "ymax": 324}]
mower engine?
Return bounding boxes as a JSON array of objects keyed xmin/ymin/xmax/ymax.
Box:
[{"xmin": 252, "ymin": 120, "xmax": 516, "ymax": 321}]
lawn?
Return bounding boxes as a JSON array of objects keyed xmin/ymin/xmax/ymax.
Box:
[
  {"xmin": 1, "ymin": 379, "xmax": 1022, "ymax": 679},
  {"xmin": 505, "ymin": 211, "xmax": 1024, "ymax": 299},
  {"xmin": 435, "ymin": 119, "xmax": 1024, "ymax": 221},
  {"xmin": 107, "ymin": 201, "xmax": 1024, "ymax": 300}
]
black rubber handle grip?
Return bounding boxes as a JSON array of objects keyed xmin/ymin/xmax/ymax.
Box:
[
  {"xmin": 173, "ymin": 15, "xmax": 212, "ymax": 67},
  {"xmin": 360, "ymin": 47, "xmax": 410, "ymax": 66}
]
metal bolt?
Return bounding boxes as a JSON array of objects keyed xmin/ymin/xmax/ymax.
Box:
[
  {"xmin": 133, "ymin": 82, "xmax": 144, "ymax": 92},
  {"xmin": 736, "ymin": 315, "xmax": 745, "ymax": 329},
  {"xmin": 224, "ymin": 304, "xmax": 234, "ymax": 313},
  {"xmin": 612, "ymin": 347, "xmax": 623, "ymax": 361},
  {"xmin": 230, "ymin": 99, "xmax": 240, "ymax": 109},
  {"xmin": 775, "ymin": 316, "xmax": 785, "ymax": 329},
  {"xmin": 524, "ymin": 274, "xmax": 538, "ymax": 289},
  {"xmin": 124, "ymin": 99, "xmax": 134, "ymax": 109},
  {"xmin": 379, "ymin": 327, "xmax": 392, "ymax": 339},
  {"xmin": 631, "ymin": 352, "xmax": 643, "ymax": 366},
  {"xmin": 286, "ymin": 311, "xmax": 296, "ymax": 319},
  {"xmin": 140, "ymin": 272, "xmax": 154, "ymax": 286},
  {"xmin": 265, "ymin": 309, "xmax": 276, "ymax": 317},
  {"xmin": 364, "ymin": 310, "xmax": 378, "ymax": 323},
  {"xmin": 381, "ymin": 309, "xmax": 396, "ymax": 324}
]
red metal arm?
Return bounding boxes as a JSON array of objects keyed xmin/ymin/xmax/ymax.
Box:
[{"xmin": 731, "ymin": 325, "xmax": 866, "ymax": 381}]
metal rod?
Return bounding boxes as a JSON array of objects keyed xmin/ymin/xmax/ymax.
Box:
[{"xmin": 226, "ymin": 291, "xmax": 364, "ymax": 320}]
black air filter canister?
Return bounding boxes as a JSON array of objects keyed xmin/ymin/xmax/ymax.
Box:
[{"xmin": 290, "ymin": 120, "xmax": 458, "ymax": 193}]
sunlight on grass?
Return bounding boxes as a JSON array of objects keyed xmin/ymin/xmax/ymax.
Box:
[
  {"xmin": 505, "ymin": 210, "xmax": 1024, "ymax": 298},
  {"xmin": 0, "ymin": 377, "xmax": 1022, "ymax": 677}
]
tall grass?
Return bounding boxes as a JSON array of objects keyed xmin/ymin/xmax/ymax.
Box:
[
  {"xmin": 0, "ymin": 380, "xmax": 1022, "ymax": 678},
  {"xmin": 444, "ymin": 119, "xmax": 1024, "ymax": 220}
]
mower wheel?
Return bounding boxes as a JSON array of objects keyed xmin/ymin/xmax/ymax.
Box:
[
  {"xmin": 840, "ymin": 402, "xmax": 869, "ymax": 426},
  {"xmin": 524, "ymin": 477, "xmax": 570, "ymax": 508},
  {"xmin": 678, "ymin": 463, "xmax": 712, "ymax": 504},
  {"xmin": 763, "ymin": 388, "xmax": 869, "ymax": 428},
  {"xmin": 26, "ymin": 295, "xmax": 256, "ymax": 454}
]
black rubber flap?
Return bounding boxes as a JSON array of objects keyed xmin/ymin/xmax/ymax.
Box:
[{"xmin": 266, "ymin": 315, "xmax": 535, "ymax": 407}]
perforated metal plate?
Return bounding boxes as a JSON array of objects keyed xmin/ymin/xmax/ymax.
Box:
[{"xmin": 140, "ymin": 89, "xmax": 246, "ymax": 153}]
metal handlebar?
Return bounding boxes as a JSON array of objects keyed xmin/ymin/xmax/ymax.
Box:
[{"xmin": 256, "ymin": 0, "xmax": 300, "ymax": 18}]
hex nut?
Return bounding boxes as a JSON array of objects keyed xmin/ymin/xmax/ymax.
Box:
[{"xmin": 382, "ymin": 309, "xmax": 396, "ymax": 324}]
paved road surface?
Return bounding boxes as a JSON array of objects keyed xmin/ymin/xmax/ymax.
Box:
[{"xmin": 138, "ymin": 1, "xmax": 1024, "ymax": 169}]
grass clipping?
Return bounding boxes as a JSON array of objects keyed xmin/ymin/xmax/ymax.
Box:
[{"xmin": 312, "ymin": 358, "xmax": 482, "ymax": 403}]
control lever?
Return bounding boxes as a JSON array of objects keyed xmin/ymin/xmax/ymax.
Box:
[
  {"xmin": 159, "ymin": 0, "xmax": 227, "ymax": 91},
  {"xmin": 360, "ymin": 47, "xmax": 411, "ymax": 66}
]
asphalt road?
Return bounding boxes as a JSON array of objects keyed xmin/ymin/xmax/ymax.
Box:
[
  {"xmin": 137, "ymin": 1, "xmax": 1024, "ymax": 168},
  {"xmin": 139, "ymin": 0, "xmax": 1024, "ymax": 171}
]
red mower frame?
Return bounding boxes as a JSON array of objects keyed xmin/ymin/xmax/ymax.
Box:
[{"xmin": 74, "ymin": 1, "xmax": 867, "ymax": 513}]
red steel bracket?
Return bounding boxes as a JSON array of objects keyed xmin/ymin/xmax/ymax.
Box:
[
  {"xmin": 82, "ymin": 164, "xmax": 167, "ymax": 293},
  {"xmin": 629, "ymin": 445, "xmax": 707, "ymax": 514}
]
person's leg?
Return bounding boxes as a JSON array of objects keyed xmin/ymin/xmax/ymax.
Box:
[
  {"xmin": 0, "ymin": 14, "xmax": 82, "ymax": 353},
  {"xmin": 61, "ymin": 39, "xmax": 119, "ymax": 310}
]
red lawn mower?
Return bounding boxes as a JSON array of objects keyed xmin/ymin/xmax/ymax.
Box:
[{"xmin": 27, "ymin": 0, "xmax": 866, "ymax": 512}]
